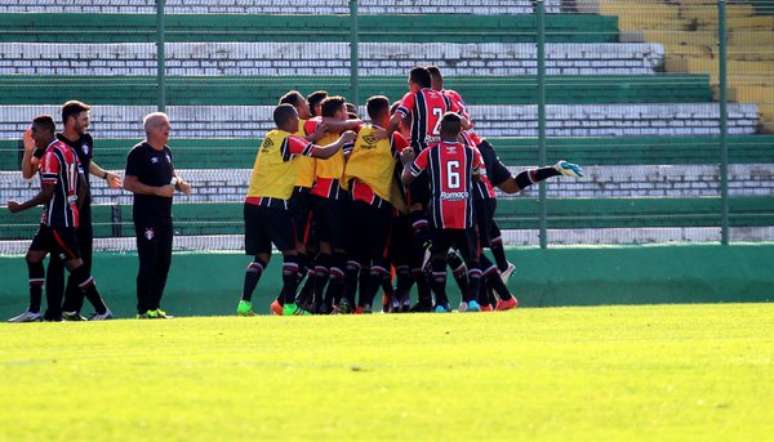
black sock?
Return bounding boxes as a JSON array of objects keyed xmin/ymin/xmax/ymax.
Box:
[
  {"xmin": 489, "ymin": 237, "xmax": 509, "ymax": 272},
  {"xmin": 361, "ymin": 263, "xmax": 388, "ymax": 308},
  {"xmin": 412, "ymin": 268, "xmax": 432, "ymax": 305},
  {"xmin": 314, "ymin": 256, "xmax": 331, "ymax": 308},
  {"xmin": 477, "ymin": 280, "xmax": 490, "ymax": 306},
  {"xmin": 481, "ymin": 255, "xmax": 512, "ymax": 301},
  {"xmin": 344, "ymin": 259, "xmax": 361, "ymax": 306},
  {"xmin": 280, "ymin": 256, "xmax": 301, "ymax": 305},
  {"xmin": 448, "ymin": 252, "xmax": 469, "ymax": 299},
  {"xmin": 326, "ymin": 254, "xmax": 346, "ymax": 306},
  {"xmin": 514, "ymin": 166, "xmax": 561, "ymax": 190},
  {"xmin": 241, "ymin": 258, "xmax": 266, "ymax": 302},
  {"xmin": 409, "ymin": 211, "xmax": 431, "ymax": 248},
  {"xmin": 395, "ymin": 266, "xmax": 413, "ymax": 301},
  {"xmin": 27, "ymin": 260, "xmax": 45, "ymax": 313},
  {"xmin": 466, "ymin": 267, "xmax": 482, "ymax": 303},
  {"xmin": 296, "ymin": 268, "xmax": 316, "ymax": 307},
  {"xmin": 429, "ymin": 259, "xmax": 448, "ymax": 306},
  {"xmin": 70, "ymin": 265, "xmax": 107, "ymax": 314}
]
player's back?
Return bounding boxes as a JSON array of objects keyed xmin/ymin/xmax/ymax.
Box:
[
  {"xmin": 398, "ymin": 88, "xmax": 451, "ymax": 153},
  {"xmin": 422, "ymin": 140, "xmax": 480, "ymax": 230}
]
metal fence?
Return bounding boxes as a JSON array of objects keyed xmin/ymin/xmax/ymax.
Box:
[{"xmin": 0, "ymin": 0, "xmax": 772, "ymax": 252}]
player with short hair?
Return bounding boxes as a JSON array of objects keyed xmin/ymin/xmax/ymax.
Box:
[
  {"xmin": 6, "ymin": 115, "xmax": 110, "ymax": 322},
  {"xmin": 400, "ymin": 112, "xmax": 484, "ymax": 313},
  {"xmin": 274, "ymin": 90, "xmax": 328, "ymax": 315},
  {"xmin": 306, "ymin": 90, "xmax": 328, "ymax": 118},
  {"xmin": 341, "ymin": 95, "xmax": 408, "ymax": 312},
  {"xmin": 427, "ymin": 65, "xmax": 517, "ymax": 283},
  {"xmin": 303, "ymin": 96, "xmax": 361, "ymax": 313},
  {"xmin": 237, "ymin": 104, "xmax": 355, "ymax": 316}
]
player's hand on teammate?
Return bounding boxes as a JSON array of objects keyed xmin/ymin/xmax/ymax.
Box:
[
  {"xmin": 340, "ymin": 130, "xmax": 357, "ymax": 144},
  {"xmin": 399, "ymin": 147, "xmax": 415, "ymax": 165},
  {"xmin": 6, "ymin": 201, "xmax": 22, "ymax": 214},
  {"xmin": 311, "ymin": 121, "xmax": 328, "ymax": 142}
]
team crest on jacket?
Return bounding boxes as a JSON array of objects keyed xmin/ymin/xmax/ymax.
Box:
[
  {"xmin": 261, "ymin": 137, "xmax": 274, "ymax": 152},
  {"xmin": 144, "ymin": 227, "xmax": 155, "ymax": 240},
  {"xmin": 362, "ymin": 134, "xmax": 378, "ymax": 148},
  {"xmin": 82, "ymin": 144, "xmax": 89, "ymax": 155}
]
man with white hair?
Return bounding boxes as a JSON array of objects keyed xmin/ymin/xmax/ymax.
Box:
[{"xmin": 124, "ymin": 112, "xmax": 191, "ymax": 319}]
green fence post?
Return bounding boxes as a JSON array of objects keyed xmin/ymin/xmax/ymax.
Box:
[
  {"xmin": 536, "ymin": 0, "xmax": 548, "ymax": 249},
  {"xmin": 349, "ymin": 0, "xmax": 359, "ymax": 107},
  {"xmin": 156, "ymin": 0, "xmax": 166, "ymax": 113},
  {"xmin": 718, "ymin": 0, "xmax": 729, "ymax": 245}
]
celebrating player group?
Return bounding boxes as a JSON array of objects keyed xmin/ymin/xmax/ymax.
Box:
[
  {"xmin": 5, "ymin": 64, "xmax": 582, "ymax": 321},
  {"xmin": 240, "ymin": 65, "xmax": 583, "ymax": 316}
]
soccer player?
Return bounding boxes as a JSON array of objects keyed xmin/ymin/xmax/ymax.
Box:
[
  {"xmin": 18, "ymin": 101, "xmax": 119, "ymax": 320},
  {"xmin": 6, "ymin": 115, "xmax": 109, "ymax": 322},
  {"xmin": 124, "ymin": 113, "xmax": 192, "ymax": 319},
  {"xmin": 341, "ymin": 95, "xmax": 408, "ymax": 312},
  {"xmin": 427, "ymin": 65, "xmax": 517, "ymax": 282},
  {"xmin": 306, "ymin": 90, "xmax": 328, "ymax": 118},
  {"xmin": 237, "ymin": 104, "xmax": 355, "ymax": 316},
  {"xmin": 275, "ymin": 90, "xmax": 328, "ymax": 315},
  {"xmin": 58, "ymin": 101, "xmax": 120, "ymax": 319},
  {"xmin": 383, "ymin": 67, "xmax": 456, "ymax": 309},
  {"xmin": 400, "ymin": 112, "xmax": 484, "ymax": 313},
  {"xmin": 304, "ymin": 96, "xmax": 361, "ymax": 313}
]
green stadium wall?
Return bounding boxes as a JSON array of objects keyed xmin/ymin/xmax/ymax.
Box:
[{"xmin": 0, "ymin": 243, "xmax": 772, "ymax": 318}]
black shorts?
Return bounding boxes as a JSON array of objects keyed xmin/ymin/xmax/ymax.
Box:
[
  {"xmin": 408, "ymin": 173, "xmax": 430, "ymax": 208},
  {"xmin": 388, "ymin": 214, "xmax": 413, "ymax": 268},
  {"xmin": 430, "ymin": 228, "xmax": 479, "ymax": 266},
  {"xmin": 29, "ymin": 224, "xmax": 82, "ymax": 261},
  {"xmin": 348, "ymin": 200, "xmax": 393, "ymax": 265},
  {"xmin": 290, "ymin": 187, "xmax": 314, "ymax": 247},
  {"xmin": 311, "ymin": 195, "xmax": 347, "ymax": 250},
  {"xmin": 475, "ymin": 197, "xmax": 497, "ymax": 247},
  {"xmin": 244, "ymin": 203, "xmax": 295, "ymax": 255}
]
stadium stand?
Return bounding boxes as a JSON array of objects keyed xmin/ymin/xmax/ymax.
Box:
[
  {"xmin": 0, "ymin": 0, "xmax": 562, "ymax": 15},
  {"xmin": 0, "ymin": 0, "xmax": 771, "ymax": 250}
]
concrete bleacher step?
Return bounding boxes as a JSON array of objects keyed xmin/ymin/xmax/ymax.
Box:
[
  {"xmin": 0, "ymin": 13, "xmax": 611, "ymax": 43},
  {"xmin": 0, "ymin": 0, "xmax": 562, "ymax": 15},
  {"xmin": 0, "ymin": 75, "xmax": 714, "ymax": 106},
  {"xmin": 601, "ymin": 0, "xmax": 774, "ymax": 129},
  {"xmin": 0, "ymin": 41, "xmax": 663, "ymax": 77},
  {"xmin": 2, "ymin": 163, "xmax": 772, "ymax": 205},
  {"xmin": 3, "ymin": 135, "xmax": 772, "ymax": 171},
  {"xmin": 0, "ymin": 103, "xmax": 759, "ymax": 140},
  {"xmin": 1, "ymin": 196, "xmax": 772, "ymax": 241}
]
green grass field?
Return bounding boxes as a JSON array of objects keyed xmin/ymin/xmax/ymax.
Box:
[{"xmin": 1, "ymin": 303, "xmax": 772, "ymax": 441}]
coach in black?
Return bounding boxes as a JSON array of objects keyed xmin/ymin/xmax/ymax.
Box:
[{"xmin": 124, "ymin": 112, "xmax": 191, "ymax": 319}]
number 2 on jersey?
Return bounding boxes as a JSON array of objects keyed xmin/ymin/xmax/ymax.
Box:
[{"xmin": 432, "ymin": 108, "xmax": 443, "ymax": 135}]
